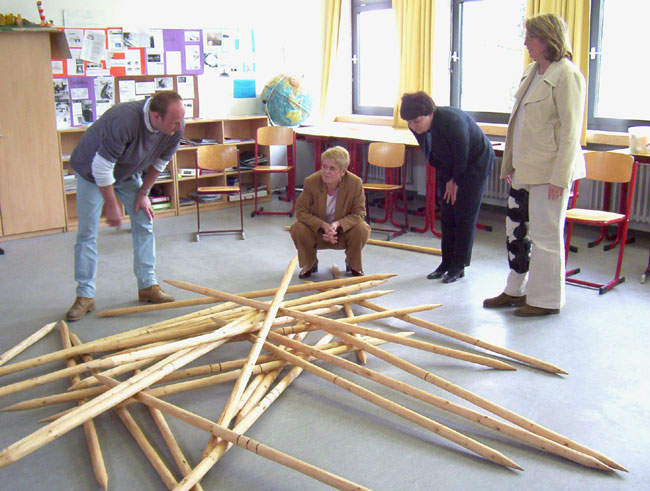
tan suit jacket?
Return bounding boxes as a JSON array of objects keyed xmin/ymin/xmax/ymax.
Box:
[
  {"xmin": 295, "ymin": 170, "xmax": 366, "ymax": 232},
  {"xmin": 502, "ymin": 58, "xmax": 586, "ymax": 189}
]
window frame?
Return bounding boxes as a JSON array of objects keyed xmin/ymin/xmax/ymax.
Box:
[
  {"xmin": 450, "ymin": 0, "xmax": 517, "ymax": 125},
  {"xmin": 587, "ymin": 0, "xmax": 650, "ymax": 132},
  {"xmin": 350, "ymin": 0, "xmax": 649, "ymax": 132},
  {"xmin": 351, "ymin": 0, "xmax": 394, "ymax": 116}
]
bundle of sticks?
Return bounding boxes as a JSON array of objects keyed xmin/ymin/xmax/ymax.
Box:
[{"xmin": 0, "ymin": 258, "xmax": 624, "ymax": 489}]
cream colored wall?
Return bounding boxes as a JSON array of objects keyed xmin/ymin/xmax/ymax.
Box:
[{"xmin": 0, "ymin": 0, "xmax": 326, "ymax": 120}]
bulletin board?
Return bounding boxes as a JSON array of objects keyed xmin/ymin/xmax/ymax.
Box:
[{"xmin": 114, "ymin": 74, "xmax": 199, "ymax": 118}]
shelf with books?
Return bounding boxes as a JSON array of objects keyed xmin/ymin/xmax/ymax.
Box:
[{"xmin": 56, "ymin": 115, "xmax": 270, "ymax": 231}]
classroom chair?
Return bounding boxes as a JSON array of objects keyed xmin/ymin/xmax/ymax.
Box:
[
  {"xmin": 564, "ymin": 151, "xmax": 637, "ymax": 294},
  {"xmin": 250, "ymin": 126, "xmax": 296, "ymax": 217},
  {"xmin": 363, "ymin": 142, "xmax": 409, "ymax": 239},
  {"xmin": 194, "ymin": 144, "xmax": 244, "ymax": 241}
]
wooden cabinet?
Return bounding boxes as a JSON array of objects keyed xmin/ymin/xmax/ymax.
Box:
[
  {"xmin": 57, "ymin": 116, "xmax": 270, "ymax": 229},
  {"xmin": 0, "ymin": 31, "xmax": 66, "ymax": 239}
]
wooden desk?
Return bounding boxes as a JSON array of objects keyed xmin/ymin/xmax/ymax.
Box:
[{"xmin": 296, "ymin": 123, "xmax": 417, "ymax": 175}]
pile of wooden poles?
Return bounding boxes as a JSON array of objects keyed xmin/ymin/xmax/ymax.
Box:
[{"xmin": 0, "ymin": 257, "xmax": 624, "ymax": 489}]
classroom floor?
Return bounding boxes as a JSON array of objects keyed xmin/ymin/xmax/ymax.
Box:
[{"xmin": 0, "ymin": 198, "xmax": 649, "ymax": 491}]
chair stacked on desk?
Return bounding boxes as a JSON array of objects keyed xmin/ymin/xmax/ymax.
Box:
[
  {"xmin": 250, "ymin": 126, "xmax": 296, "ymax": 217},
  {"xmin": 564, "ymin": 151, "xmax": 637, "ymax": 294},
  {"xmin": 194, "ymin": 144, "xmax": 245, "ymax": 241}
]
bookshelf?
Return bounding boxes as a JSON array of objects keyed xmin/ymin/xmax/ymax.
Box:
[{"xmin": 57, "ymin": 115, "xmax": 270, "ymax": 230}]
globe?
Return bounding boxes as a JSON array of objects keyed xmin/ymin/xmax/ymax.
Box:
[{"xmin": 261, "ymin": 74, "xmax": 313, "ymax": 126}]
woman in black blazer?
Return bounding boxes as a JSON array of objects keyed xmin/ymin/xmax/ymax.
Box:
[{"xmin": 401, "ymin": 91, "xmax": 494, "ymax": 283}]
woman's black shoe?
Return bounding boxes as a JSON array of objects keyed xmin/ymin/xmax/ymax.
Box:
[
  {"xmin": 427, "ymin": 264, "xmax": 448, "ymax": 280},
  {"xmin": 299, "ymin": 259, "xmax": 319, "ymax": 279},
  {"xmin": 442, "ymin": 268, "xmax": 465, "ymax": 284},
  {"xmin": 345, "ymin": 262, "xmax": 364, "ymax": 277}
]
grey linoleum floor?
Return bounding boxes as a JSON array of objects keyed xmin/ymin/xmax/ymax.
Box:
[{"xmin": 0, "ymin": 198, "xmax": 649, "ymax": 490}]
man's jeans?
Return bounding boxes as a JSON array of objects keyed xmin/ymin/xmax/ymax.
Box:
[{"xmin": 74, "ymin": 173, "xmax": 156, "ymax": 298}]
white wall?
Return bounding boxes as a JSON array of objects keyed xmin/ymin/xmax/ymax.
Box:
[{"xmin": 1, "ymin": 0, "xmax": 327, "ymax": 119}]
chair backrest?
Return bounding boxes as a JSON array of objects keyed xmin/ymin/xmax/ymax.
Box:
[
  {"xmin": 257, "ymin": 126, "xmax": 294, "ymax": 146},
  {"xmin": 584, "ymin": 151, "xmax": 634, "ymax": 183},
  {"xmin": 197, "ymin": 144, "xmax": 238, "ymax": 172},
  {"xmin": 367, "ymin": 142, "xmax": 405, "ymax": 168}
]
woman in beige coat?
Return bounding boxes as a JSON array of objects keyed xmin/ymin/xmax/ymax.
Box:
[
  {"xmin": 483, "ymin": 13, "xmax": 586, "ymax": 316},
  {"xmin": 290, "ymin": 146, "xmax": 371, "ymax": 279}
]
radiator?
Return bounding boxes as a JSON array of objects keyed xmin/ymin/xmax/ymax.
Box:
[{"xmin": 484, "ymin": 157, "xmax": 510, "ymax": 201}]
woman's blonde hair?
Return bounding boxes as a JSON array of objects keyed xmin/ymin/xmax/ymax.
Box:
[
  {"xmin": 526, "ymin": 13, "xmax": 573, "ymax": 62},
  {"xmin": 321, "ymin": 146, "xmax": 350, "ymax": 171}
]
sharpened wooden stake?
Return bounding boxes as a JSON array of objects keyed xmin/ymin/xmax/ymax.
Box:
[
  {"xmin": 165, "ymin": 281, "xmax": 512, "ymax": 371},
  {"xmin": 114, "ymin": 406, "xmax": 179, "ymax": 489},
  {"xmin": 367, "ymin": 238, "xmax": 442, "ymax": 255},
  {"xmin": 171, "ymin": 285, "xmax": 624, "ymax": 472},
  {"xmin": 6, "ymin": 335, "xmax": 404, "ymax": 413},
  {"xmin": 0, "ymin": 279, "xmax": 393, "ymax": 379},
  {"xmin": 281, "ymin": 225, "xmax": 439, "ymax": 254},
  {"xmin": 96, "ymin": 375, "xmax": 371, "ymax": 491},
  {"xmin": 129, "ymin": 366, "xmax": 202, "ymax": 491},
  {"xmin": 331, "ymin": 264, "xmax": 366, "ymax": 364},
  {"xmin": 60, "ymin": 326, "xmax": 108, "ymax": 490},
  {"xmin": 330, "ymin": 318, "xmax": 514, "ymax": 371},
  {"xmin": 235, "ymin": 331, "xmax": 309, "ymax": 424},
  {"xmin": 205, "ymin": 256, "xmax": 298, "ymax": 456},
  {"xmin": 0, "ymin": 313, "xmax": 258, "ymax": 468},
  {"xmin": 268, "ymin": 331, "xmax": 614, "ymax": 472},
  {"xmin": 96, "ymin": 273, "xmax": 396, "ymax": 318},
  {"xmin": 0, "ymin": 322, "xmax": 57, "ymax": 367},
  {"xmin": 261, "ymin": 339, "xmax": 521, "ymax": 470},
  {"xmin": 314, "ymin": 323, "xmax": 626, "ymax": 472},
  {"xmin": 357, "ymin": 299, "xmax": 567, "ymax": 374},
  {"xmin": 173, "ymin": 332, "xmax": 335, "ymax": 491}
]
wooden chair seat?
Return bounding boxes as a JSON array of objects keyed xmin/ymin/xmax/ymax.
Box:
[
  {"xmin": 564, "ymin": 151, "xmax": 637, "ymax": 294},
  {"xmin": 197, "ymin": 185, "xmax": 240, "ymax": 194},
  {"xmin": 565, "ymin": 208, "xmax": 625, "ymax": 224},
  {"xmin": 251, "ymin": 166, "xmax": 292, "ymax": 173},
  {"xmin": 363, "ymin": 183, "xmax": 403, "ymax": 192}
]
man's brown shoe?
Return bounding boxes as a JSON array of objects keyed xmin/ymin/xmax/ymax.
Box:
[
  {"xmin": 138, "ymin": 284, "xmax": 175, "ymax": 304},
  {"xmin": 483, "ymin": 292, "xmax": 527, "ymax": 308},
  {"xmin": 66, "ymin": 297, "xmax": 95, "ymax": 322},
  {"xmin": 514, "ymin": 304, "xmax": 560, "ymax": 317}
]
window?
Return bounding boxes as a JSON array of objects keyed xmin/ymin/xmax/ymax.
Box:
[
  {"xmin": 451, "ymin": 0, "xmax": 527, "ymax": 123},
  {"xmin": 351, "ymin": 0, "xmax": 399, "ymax": 116},
  {"xmin": 588, "ymin": 0, "xmax": 650, "ymax": 131},
  {"xmin": 350, "ymin": 0, "xmax": 650, "ymax": 133}
]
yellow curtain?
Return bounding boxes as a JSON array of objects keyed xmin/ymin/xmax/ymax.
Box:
[
  {"xmin": 526, "ymin": 0, "xmax": 591, "ymax": 144},
  {"xmin": 320, "ymin": 0, "xmax": 342, "ymax": 121},
  {"xmin": 392, "ymin": 0, "xmax": 436, "ymax": 128}
]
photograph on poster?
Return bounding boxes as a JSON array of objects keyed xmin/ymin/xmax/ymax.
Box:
[
  {"xmin": 185, "ymin": 31, "xmax": 200, "ymax": 43},
  {"xmin": 123, "ymin": 31, "xmax": 150, "ymax": 48},
  {"xmin": 155, "ymin": 77, "xmax": 173, "ymax": 90},
  {"xmin": 76, "ymin": 100, "xmax": 94, "ymax": 124},
  {"xmin": 65, "ymin": 29, "xmax": 83, "ymax": 48},
  {"xmin": 95, "ymin": 76, "xmax": 114, "ymax": 118},
  {"xmin": 53, "ymin": 79, "xmax": 71, "ymax": 128}
]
